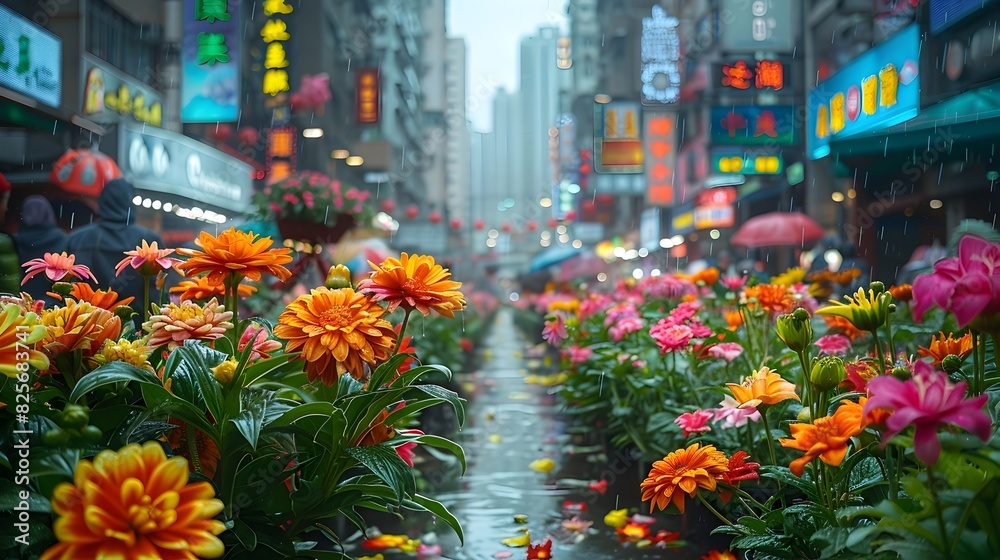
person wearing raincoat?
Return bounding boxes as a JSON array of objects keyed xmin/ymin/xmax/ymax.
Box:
[
  {"xmin": 13, "ymin": 196, "xmax": 67, "ymax": 303},
  {"xmin": 66, "ymin": 178, "xmax": 163, "ymax": 311},
  {"xmin": 0, "ymin": 173, "xmax": 22, "ymax": 295}
]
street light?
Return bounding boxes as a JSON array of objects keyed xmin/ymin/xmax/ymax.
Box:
[
  {"xmin": 331, "ymin": 149, "xmax": 350, "ymax": 159},
  {"xmin": 302, "ymin": 128, "xmax": 324, "ymax": 138},
  {"xmin": 346, "ymin": 156, "xmax": 364, "ymax": 166}
]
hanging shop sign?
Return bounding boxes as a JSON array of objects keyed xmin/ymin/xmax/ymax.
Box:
[
  {"xmin": 640, "ymin": 6, "xmax": 681, "ymax": 105},
  {"xmin": 718, "ymin": 0, "xmax": 798, "ymax": 53},
  {"xmin": 694, "ymin": 187, "xmax": 736, "ymax": 229},
  {"xmin": 670, "ymin": 201, "xmax": 696, "ymax": 236},
  {"xmin": 0, "ymin": 3, "xmax": 61, "ymax": 108},
  {"xmin": 922, "ymin": 9, "xmax": 1000, "ymax": 106},
  {"xmin": 711, "ymin": 148, "xmax": 783, "ymax": 175},
  {"xmin": 710, "ymin": 105, "xmax": 795, "ymax": 146},
  {"xmin": 356, "ymin": 68, "xmax": 380, "ymax": 123},
  {"xmin": 594, "ymin": 102, "xmax": 643, "ymax": 173},
  {"xmin": 715, "ymin": 60, "xmax": 786, "ymax": 91},
  {"xmin": 930, "ymin": 0, "xmax": 998, "ymax": 35},
  {"xmin": 807, "ymin": 23, "xmax": 919, "ymax": 159},
  {"xmin": 265, "ymin": 126, "xmax": 296, "ymax": 183},
  {"xmin": 260, "ymin": 0, "xmax": 294, "ymax": 98},
  {"xmin": 181, "ymin": 0, "xmax": 241, "ymax": 122},
  {"xmin": 644, "ymin": 112, "xmax": 678, "ymax": 206},
  {"xmin": 119, "ymin": 121, "xmax": 252, "ymax": 212},
  {"xmin": 81, "ymin": 54, "xmax": 163, "ymax": 127}
]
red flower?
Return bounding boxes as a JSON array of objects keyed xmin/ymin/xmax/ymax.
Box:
[
  {"xmin": 716, "ymin": 450, "xmax": 760, "ymax": 504},
  {"xmin": 527, "ymin": 538, "xmax": 552, "ymax": 559},
  {"xmin": 588, "ymin": 479, "xmax": 608, "ymax": 495},
  {"xmin": 459, "ymin": 338, "xmax": 473, "ymax": 353},
  {"xmin": 562, "ymin": 499, "xmax": 586, "ymax": 512}
]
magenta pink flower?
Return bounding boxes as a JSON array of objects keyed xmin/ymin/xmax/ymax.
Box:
[
  {"xmin": 22, "ymin": 252, "xmax": 96, "ymax": 285},
  {"xmin": 713, "ymin": 396, "xmax": 761, "ymax": 428},
  {"xmin": 912, "ymin": 235, "xmax": 1000, "ymax": 328},
  {"xmin": 394, "ymin": 428, "xmax": 424, "ymax": 467},
  {"xmin": 675, "ymin": 410, "xmax": 714, "ymax": 437},
  {"xmin": 417, "ymin": 543, "xmax": 442, "ymax": 558},
  {"xmin": 708, "ymin": 342, "xmax": 744, "ymax": 363},
  {"xmin": 814, "ymin": 334, "xmax": 852, "ymax": 355},
  {"xmin": 604, "ymin": 302, "xmax": 640, "ymax": 327},
  {"xmin": 565, "ymin": 345, "xmax": 592, "ymax": 363},
  {"xmin": 669, "ymin": 301, "xmax": 700, "ymax": 323},
  {"xmin": 302, "ymin": 190, "xmax": 315, "ymax": 208},
  {"xmin": 269, "ymin": 202, "xmax": 282, "ymax": 213},
  {"xmin": 720, "ymin": 275, "xmax": 748, "ymax": 291},
  {"xmin": 283, "ymin": 193, "xmax": 299, "ymax": 204},
  {"xmin": 863, "ymin": 361, "xmax": 991, "ymax": 465},
  {"xmin": 649, "ymin": 321, "xmax": 693, "ymax": 353},
  {"xmin": 238, "ymin": 323, "xmax": 284, "ymax": 361},
  {"xmin": 688, "ymin": 320, "xmax": 713, "ymax": 338},
  {"xmin": 609, "ymin": 315, "xmax": 644, "ymax": 341},
  {"xmin": 579, "ymin": 293, "xmax": 612, "ymax": 319},
  {"xmin": 542, "ymin": 314, "xmax": 568, "ymax": 346}
]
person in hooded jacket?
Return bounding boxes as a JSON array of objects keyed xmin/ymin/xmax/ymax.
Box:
[
  {"xmin": 66, "ymin": 178, "xmax": 162, "ymax": 311},
  {"xmin": 0, "ymin": 172, "xmax": 21, "ymax": 295},
  {"xmin": 13, "ymin": 195, "xmax": 67, "ymax": 302}
]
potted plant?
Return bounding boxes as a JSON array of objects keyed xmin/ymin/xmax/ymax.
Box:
[{"xmin": 254, "ymin": 170, "xmax": 374, "ymax": 245}]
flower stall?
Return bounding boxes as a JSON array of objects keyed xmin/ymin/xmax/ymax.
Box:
[{"xmin": 1, "ymin": 229, "xmax": 468, "ymax": 560}]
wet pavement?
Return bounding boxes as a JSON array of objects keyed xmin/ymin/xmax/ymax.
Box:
[{"xmin": 362, "ymin": 308, "xmax": 730, "ymax": 559}]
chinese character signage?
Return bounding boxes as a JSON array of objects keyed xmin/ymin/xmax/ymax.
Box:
[
  {"xmin": 710, "ymin": 105, "xmax": 795, "ymax": 146},
  {"xmin": 670, "ymin": 201, "xmax": 695, "ymax": 235},
  {"xmin": 711, "ymin": 148, "xmax": 783, "ymax": 175},
  {"xmin": 356, "ymin": 68, "xmax": 380, "ymax": 123},
  {"xmin": 265, "ymin": 126, "xmax": 296, "ymax": 182},
  {"xmin": 719, "ymin": 0, "xmax": 798, "ymax": 53},
  {"xmin": 644, "ymin": 112, "xmax": 678, "ymax": 206},
  {"xmin": 694, "ymin": 187, "xmax": 736, "ymax": 229},
  {"xmin": 807, "ymin": 23, "xmax": 919, "ymax": 159},
  {"xmin": 640, "ymin": 6, "xmax": 681, "ymax": 105},
  {"xmin": 594, "ymin": 102, "xmax": 643, "ymax": 173},
  {"xmin": 182, "ymin": 0, "xmax": 241, "ymax": 122},
  {"xmin": 82, "ymin": 54, "xmax": 163, "ymax": 127},
  {"xmin": 261, "ymin": 0, "xmax": 293, "ymax": 97},
  {"xmin": 0, "ymin": 4, "xmax": 61, "ymax": 108},
  {"xmin": 716, "ymin": 60, "xmax": 786, "ymax": 91}
]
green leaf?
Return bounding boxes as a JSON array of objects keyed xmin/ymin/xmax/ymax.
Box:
[
  {"xmin": 392, "ymin": 433, "xmax": 467, "ymax": 475},
  {"xmin": 68, "ymin": 362, "xmax": 161, "ymax": 403},
  {"xmin": 165, "ymin": 341, "xmax": 226, "ymax": 422},
  {"xmin": 403, "ymin": 493, "xmax": 465, "ymax": 545},
  {"xmin": 810, "ymin": 526, "xmax": 851, "ymax": 558},
  {"xmin": 229, "ymin": 518, "xmax": 258, "ymax": 552},
  {"xmin": 0, "ymin": 479, "xmax": 50, "ymax": 513},
  {"xmin": 876, "ymin": 540, "xmax": 946, "ymax": 559},
  {"xmin": 367, "ymin": 353, "xmax": 413, "ymax": 389},
  {"xmin": 346, "ymin": 444, "xmax": 415, "ymax": 505},
  {"xmin": 760, "ymin": 465, "xmax": 821, "ymax": 501},
  {"xmin": 230, "ymin": 390, "xmax": 274, "ymax": 451},
  {"xmin": 139, "ymin": 384, "xmax": 220, "ymax": 443}
]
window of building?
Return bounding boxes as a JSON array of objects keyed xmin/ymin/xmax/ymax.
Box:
[{"xmin": 86, "ymin": 0, "xmax": 159, "ymax": 85}]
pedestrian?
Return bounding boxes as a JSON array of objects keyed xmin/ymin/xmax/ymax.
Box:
[
  {"xmin": 66, "ymin": 178, "xmax": 163, "ymax": 313},
  {"xmin": 0, "ymin": 173, "xmax": 21, "ymax": 295},
  {"xmin": 13, "ymin": 195, "xmax": 67, "ymax": 303}
]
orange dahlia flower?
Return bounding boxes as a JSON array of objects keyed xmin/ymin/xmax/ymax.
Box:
[
  {"xmin": 358, "ymin": 253, "xmax": 466, "ymax": 318},
  {"xmin": 169, "ymin": 276, "xmax": 257, "ymax": 301},
  {"xmin": 640, "ymin": 443, "xmax": 729, "ymax": 513},
  {"xmin": 690, "ymin": 267, "xmax": 720, "ymax": 286},
  {"xmin": 176, "ymin": 227, "xmax": 292, "ymax": 284},
  {"xmin": 22, "ymin": 252, "xmax": 96, "ymax": 285},
  {"xmin": 726, "ymin": 366, "xmax": 800, "ymax": 409},
  {"xmin": 918, "ymin": 332, "xmax": 973, "ymax": 365},
  {"xmin": 49, "ymin": 283, "xmax": 135, "ymax": 311},
  {"xmin": 40, "ymin": 442, "xmax": 225, "ymax": 560},
  {"xmin": 143, "ymin": 298, "xmax": 234, "ymax": 350},
  {"xmin": 40, "ymin": 300, "xmax": 122, "ymax": 358},
  {"xmin": 703, "ymin": 551, "xmax": 739, "ymax": 560},
  {"xmin": 116, "ymin": 240, "xmax": 181, "ymax": 277},
  {"xmin": 823, "ymin": 314, "xmax": 866, "ymax": 341},
  {"xmin": 165, "ymin": 418, "xmax": 221, "ymax": 479},
  {"xmin": 743, "ymin": 284, "xmax": 795, "ymax": 315},
  {"xmin": 888, "ymin": 283, "xmax": 913, "ymax": 301},
  {"xmin": 725, "ymin": 310, "xmax": 744, "ymax": 330},
  {"xmin": 0, "ymin": 303, "xmax": 49, "ymax": 378},
  {"xmin": 779, "ymin": 399, "xmax": 864, "ymax": 476},
  {"xmin": 274, "ymin": 287, "xmax": 397, "ymax": 384}
]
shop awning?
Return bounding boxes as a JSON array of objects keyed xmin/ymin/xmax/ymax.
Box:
[
  {"xmin": 0, "ymin": 87, "xmax": 105, "ymax": 135},
  {"xmin": 829, "ymin": 83, "xmax": 1000, "ymax": 157}
]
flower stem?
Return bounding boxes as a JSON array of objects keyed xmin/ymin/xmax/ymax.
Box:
[
  {"xmin": 760, "ymin": 408, "xmax": 778, "ymax": 467},
  {"xmin": 871, "ymin": 328, "xmax": 886, "ymax": 374},
  {"xmin": 990, "ymin": 334, "xmax": 999, "ymax": 397},
  {"xmin": 142, "ymin": 276, "xmax": 150, "ymax": 326},
  {"xmin": 696, "ymin": 493, "xmax": 734, "ymax": 527},
  {"xmin": 796, "ymin": 349, "xmax": 813, "ymax": 417},
  {"xmin": 391, "ymin": 308, "xmax": 413, "ymax": 355},
  {"xmin": 926, "ymin": 464, "xmax": 949, "ymax": 552}
]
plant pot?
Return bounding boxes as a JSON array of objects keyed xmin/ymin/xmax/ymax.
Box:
[{"xmin": 277, "ymin": 214, "xmax": 356, "ymax": 245}]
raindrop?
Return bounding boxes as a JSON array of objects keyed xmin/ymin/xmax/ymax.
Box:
[
  {"xmin": 937, "ymin": 164, "xmax": 943, "ymax": 185},
  {"xmin": 324, "ymin": 205, "xmax": 330, "ymax": 225},
  {"xmin": 70, "ymin": 213, "xmax": 75, "ymax": 229},
  {"xmin": 598, "ymin": 370, "xmax": 605, "ymax": 396}
]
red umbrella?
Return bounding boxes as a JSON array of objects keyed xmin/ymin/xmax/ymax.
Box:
[
  {"xmin": 731, "ymin": 212, "xmax": 826, "ymax": 248},
  {"xmin": 49, "ymin": 149, "xmax": 122, "ymax": 196}
]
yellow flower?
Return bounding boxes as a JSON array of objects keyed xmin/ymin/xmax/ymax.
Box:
[
  {"xmin": 91, "ymin": 338, "xmax": 154, "ymax": 372},
  {"xmin": 40, "ymin": 300, "xmax": 122, "ymax": 358},
  {"xmin": 771, "ymin": 267, "xmax": 806, "ymax": 286},
  {"xmin": 726, "ymin": 366, "xmax": 800, "ymax": 409},
  {"xmin": 0, "ymin": 303, "xmax": 49, "ymax": 377},
  {"xmin": 357, "ymin": 253, "xmax": 466, "ymax": 318},
  {"xmin": 502, "ymin": 531, "xmax": 531, "ymax": 547},
  {"xmin": 529, "ymin": 458, "xmax": 556, "ymax": 473},
  {"xmin": 603, "ymin": 508, "xmax": 629, "ymax": 528},
  {"xmin": 212, "ymin": 358, "xmax": 238, "ymax": 384},
  {"xmin": 40, "ymin": 442, "xmax": 225, "ymax": 560},
  {"xmin": 816, "ymin": 286, "xmax": 892, "ymax": 332},
  {"xmin": 548, "ymin": 299, "xmax": 580, "ymax": 313}
]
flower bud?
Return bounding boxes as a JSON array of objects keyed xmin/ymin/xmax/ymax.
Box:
[
  {"xmin": 325, "ymin": 264, "xmax": 353, "ymax": 289},
  {"xmin": 796, "ymin": 407, "xmax": 812, "ymax": 422},
  {"xmin": 212, "ymin": 358, "xmax": 238, "ymax": 385},
  {"xmin": 114, "ymin": 305, "xmax": 135, "ymax": 322},
  {"xmin": 776, "ymin": 313, "xmax": 813, "ymax": 353},
  {"xmin": 891, "ymin": 365, "xmax": 911, "ymax": 381},
  {"xmin": 792, "ymin": 308, "xmax": 811, "ymax": 322},
  {"xmin": 941, "ymin": 354, "xmax": 963, "ymax": 374},
  {"xmin": 50, "ymin": 282, "xmax": 73, "ymax": 296},
  {"xmin": 60, "ymin": 404, "xmax": 90, "ymax": 430},
  {"xmin": 869, "ymin": 281, "xmax": 885, "ymax": 295},
  {"xmin": 810, "ymin": 356, "xmax": 846, "ymax": 392}
]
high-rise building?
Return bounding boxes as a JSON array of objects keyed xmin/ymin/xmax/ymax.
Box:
[{"xmin": 445, "ymin": 37, "xmax": 470, "ymax": 237}]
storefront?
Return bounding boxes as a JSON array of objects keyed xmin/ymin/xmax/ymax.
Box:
[{"xmin": 117, "ymin": 122, "xmax": 253, "ymax": 244}]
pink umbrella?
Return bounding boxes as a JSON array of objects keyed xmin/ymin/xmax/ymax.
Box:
[{"xmin": 731, "ymin": 212, "xmax": 826, "ymax": 248}]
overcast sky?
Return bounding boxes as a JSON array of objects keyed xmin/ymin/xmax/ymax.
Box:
[{"xmin": 449, "ymin": 0, "xmax": 568, "ymax": 132}]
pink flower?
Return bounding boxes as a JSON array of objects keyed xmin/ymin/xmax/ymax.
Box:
[
  {"xmin": 588, "ymin": 479, "xmax": 608, "ymax": 495},
  {"xmin": 394, "ymin": 428, "xmax": 424, "ymax": 467},
  {"xmin": 604, "ymin": 302, "xmax": 639, "ymax": 327},
  {"xmin": 302, "ymin": 190, "xmax": 315, "ymax": 208},
  {"xmin": 269, "ymin": 202, "xmax": 282, "ymax": 213},
  {"xmin": 542, "ymin": 314, "xmax": 568, "ymax": 346},
  {"xmin": 238, "ymin": 323, "xmax": 284, "ymax": 361},
  {"xmin": 22, "ymin": 252, "xmax": 97, "ymax": 284},
  {"xmin": 609, "ymin": 316, "xmax": 644, "ymax": 341},
  {"xmin": 417, "ymin": 543, "xmax": 441, "ymax": 558},
  {"xmin": 912, "ymin": 235, "xmax": 1000, "ymax": 328},
  {"xmin": 649, "ymin": 321, "xmax": 693, "ymax": 353},
  {"xmin": 708, "ymin": 342, "xmax": 743, "ymax": 363},
  {"xmin": 688, "ymin": 320, "xmax": 713, "ymax": 338},
  {"xmin": 814, "ymin": 334, "xmax": 852, "ymax": 355},
  {"xmin": 283, "ymin": 193, "xmax": 299, "ymax": 204},
  {"xmin": 115, "ymin": 240, "xmax": 181, "ymax": 277},
  {"xmin": 632, "ymin": 359, "xmax": 646, "ymax": 368},
  {"xmin": 578, "ymin": 293, "xmax": 611, "ymax": 319},
  {"xmin": 720, "ymin": 275, "xmax": 748, "ymax": 291},
  {"xmin": 263, "ymin": 186, "xmax": 272, "ymax": 195},
  {"xmin": 675, "ymin": 410, "xmax": 714, "ymax": 437},
  {"xmin": 565, "ymin": 345, "xmax": 592, "ymax": 363},
  {"xmin": 714, "ymin": 396, "xmax": 761, "ymax": 428},
  {"xmin": 670, "ymin": 301, "xmax": 700, "ymax": 323},
  {"xmin": 353, "ymin": 204, "xmax": 363, "ymax": 214},
  {"xmin": 864, "ymin": 361, "xmax": 991, "ymax": 465}
]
